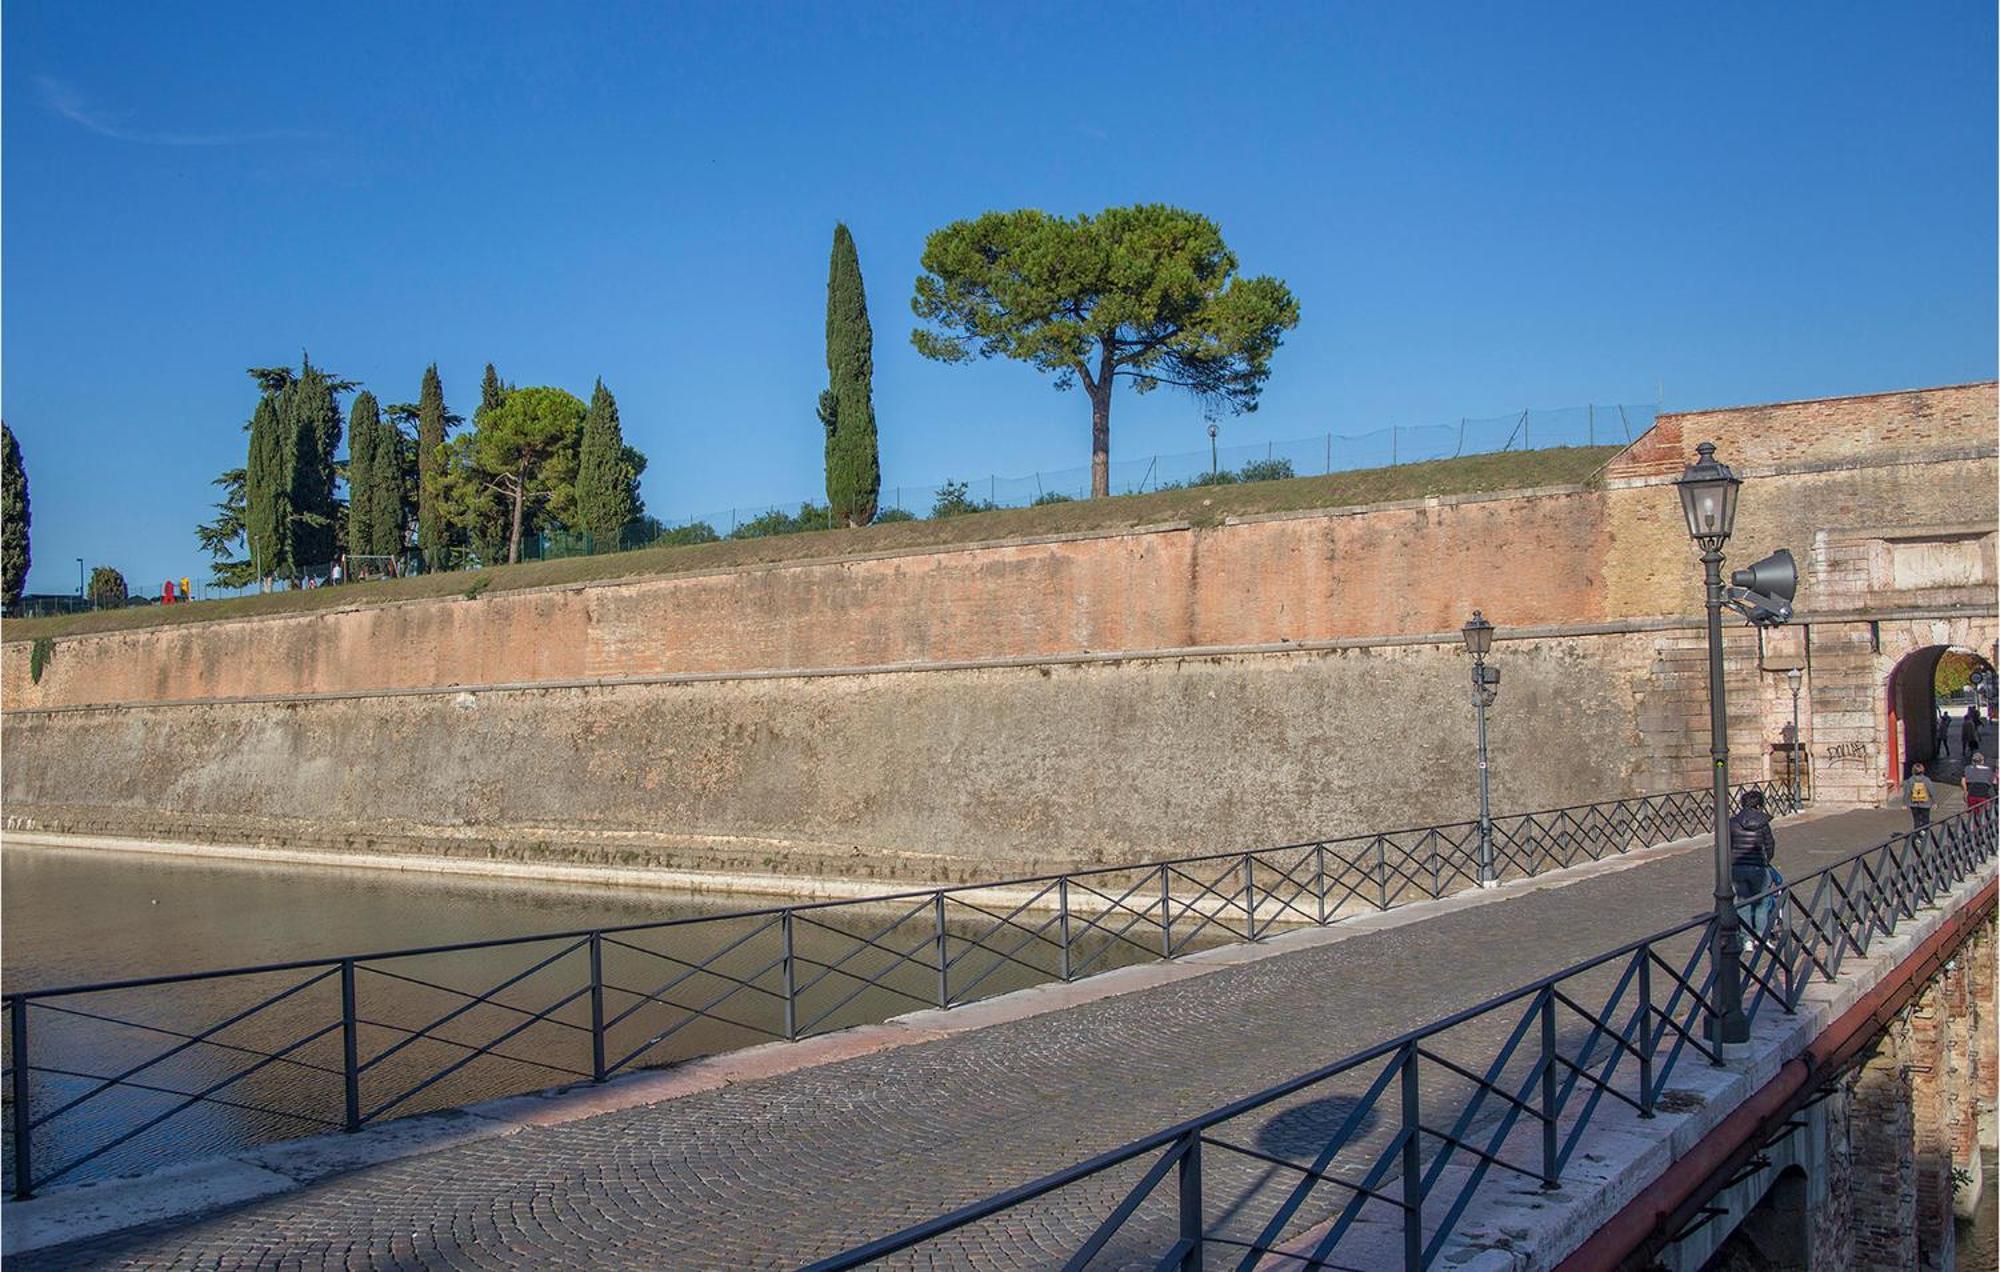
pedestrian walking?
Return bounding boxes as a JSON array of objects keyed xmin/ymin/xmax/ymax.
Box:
[
  {"xmin": 1964, "ymin": 751, "xmax": 1995, "ymax": 813},
  {"xmin": 1938, "ymin": 710, "xmax": 1952, "ymax": 758},
  {"xmin": 1904, "ymin": 762, "xmax": 1935, "ymax": 836},
  {"xmin": 1729, "ymin": 789, "xmax": 1780, "ymax": 937},
  {"xmin": 1965, "ymin": 704, "xmax": 1983, "ymax": 758}
]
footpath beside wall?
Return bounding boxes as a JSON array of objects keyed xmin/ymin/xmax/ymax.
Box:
[{"xmin": 3, "ymin": 384, "xmax": 1994, "ymax": 882}]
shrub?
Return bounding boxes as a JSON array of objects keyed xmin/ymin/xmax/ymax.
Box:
[
  {"xmin": 1031, "ymin": 490, "xmax": 1075, "ymax": 506},
  {"xmin": 930, "ymin": 480, "xmax": 998, "ymax": 519},
  {"xmin": 873, "ymin": 507, "xmax": 919, "ymax": 523},
  {"xmin": 729, "ymin": 503, "xmax": 835, "ymax": 540},
  {"xmin": 1236, "ymin": 457, "xmax": 1296, "ymax": 483},
  {"xmin": 657, "ymin": 521, "xmax": 722, "ymax": 547},
  {"xmin": 29, "ymin": 636, "xmax": 53, "ymax": 684},
  {"xmin": 87, "ymin": 566, "xmax": 128, "ymax": 607}
]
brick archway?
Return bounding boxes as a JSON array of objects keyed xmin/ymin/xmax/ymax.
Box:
[{"xmin": 1884, "ymin": 639, "xmax": 1998, "ymax": 786}]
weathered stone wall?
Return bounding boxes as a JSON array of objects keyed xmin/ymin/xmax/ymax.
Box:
[
  {"xmin": 1, "ymin": 637, "xmax": 1676, "ymax": 881},
  {"xmin": 1, "ymin": 383, "xmax": 1993, "ymax": 880}
]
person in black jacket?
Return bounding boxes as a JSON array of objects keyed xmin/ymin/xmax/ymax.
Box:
[{"xmin": 1729, "ymin": 790, "xmax": 1779, "ymax": 935}]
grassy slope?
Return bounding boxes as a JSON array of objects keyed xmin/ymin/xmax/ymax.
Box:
[{"xmin": 3, "ymin": 446, "xmax": 1620, "ymax": 643}]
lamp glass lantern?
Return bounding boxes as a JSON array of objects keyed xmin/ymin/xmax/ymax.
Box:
[
  {"xmin": 1461, "ymin": 611, "xmax": 1495, "ymax": 659},
  {"xmin": 1786, "ymin": 667, "xmax": 1802, "ymax": 693},
  {"xmin": 1675, "ymin": 441, "xmax": 1741, "ymax": 550}
]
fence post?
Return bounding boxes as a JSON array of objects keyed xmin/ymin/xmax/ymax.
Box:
[
  {"xmin": 588, "ymin": 932, "xmax": 607, "ymax": 1082},
  {"xmin": 10, "ymin": 997, "xmax": 31, "ymax": 1200},
  {"xmin": 1058, "ymin": 877, "xmax": 1073, "ymax": 982},
  {"xmin": 340, "ymin": 959, "xmax": 361, "ymax": 1133},
  {"xmin": 1391, "ymin": 425, "xmax": 1399, "ymax": 465},
  {"xmin": 1243, "ymin": 856, "xmax": 1258, "ymax": 940},
  {"xmin": 934, "ymin": 892, "xmax": 950, "ymax": 1008},
  {"xmin": 1324, "ymin": 433, "xmax": 1331, "ymax": 474},
  {"xmin": 1315, "ymin": 843, "xmax": 1329, "ymax": 925},
  {"xmin": 1401, "ymin": 1043, "xmax": 1424, "ymax": 1269},
  {"xmin": 1177, "ymin": 1130, "xmax": 1205, "ymax": 1272},
  {"xmin": 1376, "ymin": 838, "xmax": 1390, "ymax": 909},
  {"xmin": 1161, "ymin": 866, "xmax": 1174, "ymax": 958},
  {"xmin": 781, "ymin": 910, "xmax": 798, "ymax": 1040},
  {"xmin": 1636, "ymin": 953, "xmax": 1655, "ymax": 1119},
  {"xmin": 1539, "ymin": 988, "xmax": 1559, "ymax": 1188}
]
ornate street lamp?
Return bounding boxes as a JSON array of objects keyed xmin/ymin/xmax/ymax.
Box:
[
  {"xmin": 1462, "ymin": 611, "xmax": 1501, "ymax": 886},
  {"xmin": 1675, "ymin": 442, "xmax": 1751, "ymax": 1047},
  {"xmin": 1786, "ymin": 667, "xmax": 1804, "ymax": 811},
  {"xmin": 1675, "ymin": 442, "xmax": 1798, "ymax": 1049}
]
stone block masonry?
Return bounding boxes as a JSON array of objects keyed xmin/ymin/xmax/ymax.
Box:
[{"xmin": 2, "ymin": 383, "xmax": 1994, "ymax": 883}]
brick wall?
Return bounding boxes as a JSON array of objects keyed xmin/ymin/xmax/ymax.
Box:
[{"xmin": 0, "ymin": 383, "xmax": 1992, "ymax": 875}]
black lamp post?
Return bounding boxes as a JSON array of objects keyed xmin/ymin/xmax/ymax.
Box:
[
  {"xmin": 1675, "ymin": 442, "xmax": 1749, "ymax": 1047},
  {"xmin": 1786, "ymin": 667, "xmax": 1804, "ymax": 811},
  {"xmin": 1462, "ymin": 611, "xmax": 1500, "ymax": 886}
]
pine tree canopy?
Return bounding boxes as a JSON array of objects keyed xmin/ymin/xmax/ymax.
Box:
[
  {"xmin": 823, "ymin": 223, "xmax": 880, "ymax": 526},
  {"xmin": 911, "ymin": 204, "xmax": 1299, "ymax": 497},
  {"xmin": 473, "ymin": 385, "xmax": 586, "ymax": 564},
  {"xmin": 2, "ymin": 422, "xmax": 30, "ymax": 606}
]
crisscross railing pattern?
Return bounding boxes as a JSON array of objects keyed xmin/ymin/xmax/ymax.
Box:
[
  {"xmin": 802, "ymin": 801, "xmax": 1997, "ymax": 1271},
  {"xmin": 0, "ymin": 780, "xmax": 1791, "ymax": 1198}
]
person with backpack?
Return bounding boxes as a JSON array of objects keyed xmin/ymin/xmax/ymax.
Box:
[
  {"xmin": 1963, "ymin": 751, "xmax": 1995, "ymax": 812},
  {"xmin": 1964, "ymin": 705, "xmax": 1983, "ymax": 759},
  {"xmin": 1905, "ymin": 762, "xmax": 1935, "ymax": 836},
  {"xmin": 1729, "ymin": 789, "xmax": 1781, "ymax": 937}
]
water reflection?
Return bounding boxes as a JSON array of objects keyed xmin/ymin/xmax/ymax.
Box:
[{"xmin": 1, "ymin": 843, "xmax": 1195, "ymax": 1191}]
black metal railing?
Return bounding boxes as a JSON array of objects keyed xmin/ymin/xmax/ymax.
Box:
[
  {"xmin": 803, "ymin": 801, "xmax": 1997, "ymax": 1271},
  {"xmin": 0, "ymin": 781, "xmax": 1794, "ymax": 1199}
]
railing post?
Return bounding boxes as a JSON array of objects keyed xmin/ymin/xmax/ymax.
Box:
[
  {"xmin": 1636, "ymin": 953, "xmax": 1655, "ymax": 1119},
  {"xmin": 1058, "ymin": 877, "xmax": 1073, "ymax": 982},
  {"xmin": 1400, "ymin": 1043, "xmax": 1424, "ymax": 1268},
  {"xmin": 340, "ymin": 959, "xmax": 361, "ymax": 1133},
  {"xmin": 1243, "ymin": 856, "xmax": 1258, "ymax": 940},
  {"xmin": 933, "ymin": 892, "xmax": 951, "ymax": 1008},
  {"xmin": 1161, "ymin": 866, "xmax": 1174, "ymax": 958},
  {"xmin": 1376, "ymin": 838, "xmax": 1390, "ymax": 909},
  {"xmin": 1315, "ymin": 844, "xmax": 1329, "ymax": 926},
  {"xmin": 1539, "ymin": 989, "xmax": 1559, "ymax": 1189},
  {"xmin": 781, "ymin": 910, "xmax": 798, "ymax": 1040},
  {"xmin": 1177, "ymin": 1130, "xmax": 1205, "ymax": 1272},
  {"xmin": 10, "ymin": 997, "xmax": 31, "ymax": 1200},
  {"xmin": 588, "ymin": 932, "xmax": 607, "ymax": 1082}
]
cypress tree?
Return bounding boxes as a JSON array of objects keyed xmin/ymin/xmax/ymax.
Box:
[
  {"xmin": 823, "ymin": 223, "xmax": 880, "ymax": 526},
  {"xmin": 2, "ymin": 423, "xmax": 29, "ymax": 607},
  {"xmin": 346, "ymin": 391, "xmax": 380, "ymax": 558},
  {"xmin": 281, "ymin": 357, "xmax": 343, "ymax": 570},
  {"xmin": 370, "ymin": 413, "xmax": 406, "ymax": 557},
  {"xmin": 416, "ymin": 364, "xmax": 448, "ymax": 564},
  {"xmin": 576, "ymin": 379, "xmax": 635, "ymax": 551},
  {"xmin": 477, "ymin": 363, "xmax": 508, "ymax": 424},
  {"xmin": 245, "ymin": 394, "xmax": 287, "ymax": 580}
]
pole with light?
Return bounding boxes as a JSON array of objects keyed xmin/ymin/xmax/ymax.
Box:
[
  {"xmin": 1786, "ymin": 666, "xmax": 1804, "ymax": 811},
  {"xmin": 1462, "ymin": 611, "xmax": 1500, "ymax": 887},
  {"xmin": 1675, "ymin": 441, "xmax": 1798, "ymax": 1049}
]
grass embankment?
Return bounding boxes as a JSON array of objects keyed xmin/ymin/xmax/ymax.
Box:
[{"xmin": 3, "ymin": 446, "xmax": 1619, "ymax": 643}]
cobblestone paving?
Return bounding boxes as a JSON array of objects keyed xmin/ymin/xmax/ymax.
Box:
[{"xmin": 26, "ymin": 806, "xmax": 1923, "ymax": 1270}]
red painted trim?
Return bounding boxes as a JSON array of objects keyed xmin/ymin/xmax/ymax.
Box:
[{"xmin": 1554, "ymin": 876, "xmax": 1997, "ymax": 1272}]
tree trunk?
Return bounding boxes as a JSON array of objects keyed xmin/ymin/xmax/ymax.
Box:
[
  {"xmin": 507, "ymin": 477, "xmax": 526, "ymax": 565},
  {"xmin": 1089, "ymin": 386, "xmax": 1111, "ymax": 498}
]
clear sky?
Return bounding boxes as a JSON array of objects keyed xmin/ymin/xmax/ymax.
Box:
[{"xmin": 4, "ymin": 2, "xmax": 1994, "ymax": 595}]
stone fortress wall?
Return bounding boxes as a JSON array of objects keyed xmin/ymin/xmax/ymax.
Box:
[{"xmin": 2, "ymin": 384, "xmax": 1993, "ymax": 884}]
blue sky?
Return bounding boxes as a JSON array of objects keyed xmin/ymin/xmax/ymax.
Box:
[{"xmin": 4, "ymin": 1, "xmax": 1994, "ymax": 594}]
